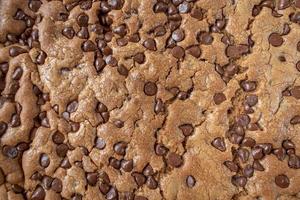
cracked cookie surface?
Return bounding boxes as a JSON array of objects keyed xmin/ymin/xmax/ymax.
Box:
[{"xmin": 0, "ymin": 0, "xmax": 300, "ymax": 200}]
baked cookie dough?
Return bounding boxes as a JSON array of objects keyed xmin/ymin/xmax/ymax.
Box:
[{"xmin": 0, "ymin": 0, "xmax": 300, "ymax": 199}]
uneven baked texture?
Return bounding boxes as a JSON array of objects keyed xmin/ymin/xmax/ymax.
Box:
[{"xmin": 0, "ymin": 0, "xmax": 300, "ymax": 199}]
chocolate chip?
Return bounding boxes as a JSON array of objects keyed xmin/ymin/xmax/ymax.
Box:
[
  {"xmin": 106, "ymin": 187, "xmax": 118, "ymax": 200},
  {"xmin": 40, "ymin": 153, "xmax": 50, "ymax": 167},
  {"xmin": 108, "ymin": 0, "xmax": 123, "ymax": 9},
  {"xmin": 211, "ymin": 137, "xmax": 226, "ymax": 152},
  {"xmin": 154, "ymin": 26, "xmax": 166, "ymax": 37},
  {"xmin": 117, "ymin": 38, "xmax": 128, "ymax": 46},
  {"xmin": 77, "ymin": 27, "xmax": 89, "ymax": 39},
  {"xmin": 31, "ymin": 172, "xmax": 43, "ymax": 181},
  {"xmin": 282, "ymin": 23, "xmax": 290, "ymax": 35},
  {"xmin": 257, "ymin": 143, "xmax": 273, "ymax": 155},
  {"xmin": 282, "ymin": 140, "xmax": 295, "ymax": 150},
  {"xmin": 172, "ymin": 29, "xmax": 185, "ymax": 42},
  {"xmin": 229, "ymin": 133, "xmax": 243, "ymax": 144},
  {"xmin": 87, "ymin": 172, "xmax": 98, "ymax": 186},
  {"xmin": 197, "ymin": 32, "xmax": 213, "ymax": 45},
  {"xmin": 143, "ymin": 39, "xmax": 157, "ymax": 51},
  {"xmin": 132, "ymin": 172, "xmax": 146, "ymax": 186},
  {"xmin": 167, "ymin": 152, "xmax": 183, "ymax": 167},
  {"xmin": 82, "ymin": 40, "xmax": 96, "ymax": 52},
  {"xmin": 290, "ymin": 115, "xmax": 300, "ymax": 124},
  {"xmin": 275, "ymin": 174, "xmax": 290, "ymax": 188},
  {"xmin": 223, "ymin": 161, "xmax": 239, "ymax": 172},
  {"xmin": 155, "ymin": 143, "xmax": 168, "ymax": 156},
  {"xmin": 269, "ymin": 33, "xmax": 283, "ymax": 47},
  {"xmin": 143, "ymin": 164, "xmax": 154, "ymax": 176},
  {"xmin": 12, "ymin": 67, "xmax": 23, "ymax": 80},
  {"xmin": 67, "ymin": 100, "xmax": 78, "ymax": 113},
  {"xmin": 52, "ymin": 132, "xmax": 64, "ymax": 145},
  {"xmin": 186, "ymin": 46, "xmax": 201, "ymax": 58},
  {"xmin": 94, "ymin": 57, "xmax": 106, "ymax": 73},
  {"xmin": 77, "ymin": 13, "xmax": 89, "ymax": 27},
  {"xmin": 242, "ymin": 165, "xmax": 254, "ymax": 178},
  {"xmin": 178, "ymin": 92, "xmax": 189, "ymax": 100},
  {"xmin": 80, "ymin": 0, "xmax": 92, "ymax": 10},
  {"xmin": 0, "ymin": 169, "xmax": 4, "ymax": 185},
  {"xmin": 191, "ymin": 7, "xmax": 203, "ymax": 20},
  {"xmin": 95, "ymin": 137, "xmax": 106, "ymax": 150},
  {"xmin": 146, "ymin": 176, "xmax": 158, "ymax": 189},
  {"xmin": 114, "ymin": 141, "xmax": 127, "ymax": 155},
  {"xmin": 296, "ymin": 61, "xmax": 300, "ymax": 72},
  {"xmin": 231, "ymin": 175, "xmax": 247, "ymax": 187},
  {"xmin": 144, "ymin": 81, "xmax": 157, "ymax": 96},
  {"xmin": 226, "ymin": 45, "xmax": 249, "ymax": 58},
  {"xmin": 238, "ymin": 148, "xmax": 249, "ymax": 163},
  {"xmin": 287, "ymin": 149, "xmax": 295, "ymax": 155},
  {"xmin": 273, "ymin": 148, "xmax": 286, "ymax": 161},
  {"xmin": 31, "ymin": 186, "xmax": 45, "ymax": 200},
  {"xmin": 113, "ymin": 24, "xmax": 127, "ymax": 37},
  {"xmin": 42, "ymin": 175, "xmax": 53, "ymax": 189},
  {"xmin": 253, "ymin": 160, "xmax": 265, "ymax": 171},
  {"xmin": 288, "ymin": 154, "xmax": 300, "ymax": 169},
  {"xmin": 71, "ymin": 194, "xmax": 83, "ymax": 200},
  {"xmin": 14, "ymin": 9, "xmax": 26, "ymax": 20},
  {"xmin": 0, "ymin": 62, "xmax": 9, "ymax": 73},
  {"xmin": 121, "ymin": 159, "xmax": 133, "ymax": 172},
  {"xmin": 9, "ymin": 46, "xmax": 27, "ymax": 57},
  {"xmin": 154, "ymin": 2, "xmax": 168, "ymax": 13},
  {"xmin": 97, "ymin": 102, "xmax": 108, "ymax": 113},
  {"xmin": 56, "ymin": 144, "xmax": 68, "ymax": 157},
  {"xmin": 213, "ymin": 92, "xmax": 226, "ymax": 105},
  {"xmin": 105, "ymin": 55, "xmax": 118, "ymax": 66},
  {"xmin": 245, "ymin": 95, "xmax": 258, "ymax": 107},
  {"xmin": 184, "ymin": 175, "xmax": 196, "ymax": 188},
  {"xmin": 10, "ymin": 114, "xmax": 21, "ymax": 127},
  {"xmin": 154, "ymin": 99, "xmax": 165, "ymax": 114},
  {"xmin": 62, "ymin": 27, "xmax": 75, "ymax": 39},
  {"xmin": 2, "ymin": 145, "xmax": 18, "ymax": 159},
  {"xmin": 240, "ymin": 80, "xmax": 257, "ymax": 92},
  {"xmin": 51, "ymin": 178, "xmax": 62, "ymax": 192},
  {"xmin": 36, "ymin": 51, "xmax": 47, "ymax": 65},
  {"xmin": 178, "ymin": 2, "xmax": 191, "ymax": 13},
  {"xmin": 60, "ymin": 157, "xmax": 71, "ymax": 169},
  {"xmin": 109, "ymin": 157, "xmax": 121, "ymax": 169},
  {"xmin": 278, "ymin": 0, "xmax": 291, "ymax": 10},
  {"xmin": 179, "ymin": 124, "xmax": 194, "ymax": 137},
  {"xmin": 0, "ymin": 122, "xmax": 7, "ymax": 136},
  {"xmin": 114, "ymin": 120, "xmax": 124, "ymax": 128},
  {"xmin": 171, "ymin": 46, "xmax": 185, "ymax": 59},
  {"xmin": 133, "ymin": 53, "xmax": 145, "ymax": 64},
  {"xmin": 29, "ymin": 0, "xmax": 42, "ymax": 12},
  {"xmin": 290, "ymin": 86, "xmax": 300, "ymax": 99},
  {"xmin": 99, "ymin": 182, "xmax": 110, "ymax": 194},
  {"xmin": 16, "ymin": 142, "xmax": 29, "ymax": 152}
]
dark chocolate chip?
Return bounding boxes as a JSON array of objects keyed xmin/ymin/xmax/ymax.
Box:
[
  {"xmin": 211, "ymin": 137, "xmax": 226, "ymax": 152},
  {"xmin": 231, "ymin": 175, "xmax": 247, "ymax": 187},
  {"xmin": 278, "ymin": 0, "xmax": 291, "ymax": 10},
  {"xmin": 143, "ymin": 39, "xmax": 157, "ymax": 51},
  {"xmin": 51, "ymin": 178, "xmax": 62, "ymax": 192},
  {"xmin": 226, "ymin": 45, "xmax": 249, "ymax": 58},
  {"xmin": 121, "ymin": 159, "xmax": 133, "ymax": 172},
  {"xmin": 36, "ymin": 51, "xmax": 47, "ymax": 65},
  {"xmin": 56, "ymin": 144, "xmax": 68, "ymax": 157},
  {"xmin": 67, "ymin": 100, "xmax": 79, "ymax": 113},
  {"xmin": 87, "ymin": 172, "xmax": 98, "ymax": 186},
  {"xmin": 0, "ymin": 122, "xmax": 7, "ymax": 136},
  {"xmin": 77, "ymin": 27, "xmax": 89, "ymax": 39},
  {"xmin": 171, "ymin": 46, "xmax": 185, "ymax": 59},
  {"xmin": 191, "ymin": 7, "xmax": 203, "ymax": 20},
  {"xmin": 12, "ymin": 67, "xmax": 23, "ymax": 80},
  {"xmin": 143, "ymin": 164, "xmax": 154, "ymax": 176},
  {"xmin": 275, "ymin": 174, "xmax": 290, "ymax": 188},
  {"xmin": 197, "ymin": 32, "xmax": 213, "ymax": 45},
  {"xmin": 178, "ymin": 2, "xmax": 191, "ymax": 13},
  {"xmin": 186, "ymin": 46, "xmax": 201, "ymax": 58},
  {"xmin": 114, "ymin": 120, "xmax": 124, "ymax": 128},
  {"xmin": 62, "ymin": 27, "xmax": 75, "ymax": 39},
  {"xmin": 213, "ymin": 92, "xmax": 226, "ymax": 105},
  {"xmin": 282, "ymin": 140, "xmax": 295, "ymax": 150},
  {"xmin": 146, "ymin": 176, "xmax": 158, "ymax": 189},
  {"xmin": 167, "ymin": 152, "xmax": 183, "ymax": 167},
  {"xmin": 110, "ymin": 157, "xmax": 121, "ymax": 169},
  {"xmin": 238, "ymin": 148, "xmax": 249, "ymax": 163},
  {"xmin": 179, "ymin": 124, "xmax": 194, "ymax": 137},
  {"xmin": 9, "ymin": 46, "xmax": 27, "ymax": 57},
  {"xmin": 154, "ymin": 26, "xmax": 166, "ymax": 37},
  {"xmin": 172, "ymin": 29, "xmax": 185, "ymax": 42},
  {"xmin": 82, "ymin": 40, "xmax": 96, "ymax": 52},
  {"xmin": 268, "ymin": 33, "xmax": 283, "ymax": 47},
  {"xmin": 144, "ymin": 81, "xmax": 157, "ymax": 96},
  {"xmin": 113, "ymin": 24, "xmax": 127, "ymax": 37},
  {"xmin": 155, "ymin": 143, "xmax": 168, "ymax": 156},
  {"xmin": 223, "ymin": 161, "xmax": 239, "ymax": 172},
  {"xmin": 94, "ymin": 57, "xmax": 106, "ymax": 73},
  {"xmin": 80, "ymin": 0, "xmax": 92, "ymax": 10},
  {"xmin": 31, "ymin": 186, "xmax": 45, "ymax": 200},
  {"xmin": 290, "ymin": 115, "xmax": 300, "ymax": 124},
  {"xmin": 113, "ymin": 141, "xmax": 127, "ymax": 155},
  {"xmin": 132, "ymin": 172, "xmax": 146, "ymax": 186},
  {"xmin": 133, "ymin": 52, "xmax": 145, "ymax": 64},
  {"xmin": 253, "ymin": 160, "xmax": 265, "ymax": 171},
  {"xmin": 288, "ymin": 154, "xmax": 300, "ymax": 169},
  {"xmin": 240, "ymin": 80, "xmax": 257, "ymax": 92},
  {"xmin": 290, "ymin": 86, "xmax": 300, "ymax": 99},
  {"xmin": 243, "ymin": 165, "xmax": 254, "ymax": 178},
  {"xmin": 29, "ymin": 0, "xmax": 42, "ymax": 12},
  {"xmin": 61, "ymin": 157, "xmax": 71, "ymax": 169},
  {"xmin": 40, "ymin": 153, "xmax": 50, "ymax": 167},
  {"xmin": 77, "ymin": 13, "xmax": 89, "ymax": 27},
  {"xmin": 106, "ymin": 187, "xmax": 118, "ymax": 200},
  {"xmin": 273, "ymin": 148, "xmax": 286, "ymax": 161}
]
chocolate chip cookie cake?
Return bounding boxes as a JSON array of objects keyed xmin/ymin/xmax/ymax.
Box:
[{"xmin": 0, "ymin": 0, "xmax": 300, "ymax": 199}]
